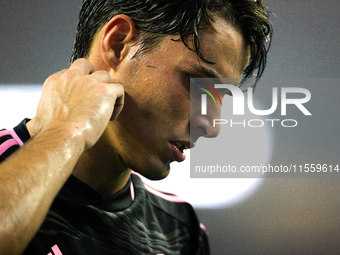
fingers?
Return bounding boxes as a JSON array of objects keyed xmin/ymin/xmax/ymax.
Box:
[
  {"xmin": 69, "ymin": 58, "xmax": 98, "ymax": 75},
  {"xmin": 31, "ymin": 58, "xmax": 125, "ymax": 149},
  {"xmin": 109, "ymin": 84, "xmax": 125, "ymax": 120},
  {"xmin": 91, "ymin": 70, "xmax": 114, "ymax": 84},
  {"xmin": 70, "ymin": 58, "xmax": 114, "ymax": 85},
  {"xmin": 57, "ymin": 59, "xmax": 124, "ymax": 117}
]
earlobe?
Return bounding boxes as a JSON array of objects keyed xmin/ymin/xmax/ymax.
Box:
[{"xmin": 101, "ymin": 15, "xmax": 137, "ymax": 68}]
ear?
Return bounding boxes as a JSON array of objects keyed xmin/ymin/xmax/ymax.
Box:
[{"xmin": 101, "ymin": 15, "xmax": 137, "ymax": 69}]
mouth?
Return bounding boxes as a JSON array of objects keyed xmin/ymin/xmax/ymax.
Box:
[
  {"xmin": 168, "ymin": 141, "xmax": 195, "ymax": 162},
  {"xmin": 173, "ymin": 142, "xmax": 185, "ymax": 152}
]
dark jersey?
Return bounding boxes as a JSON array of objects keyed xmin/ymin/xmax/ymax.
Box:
[{"xmin": 0, "ymin": 119, "xmax": 210, "ymax": 255}]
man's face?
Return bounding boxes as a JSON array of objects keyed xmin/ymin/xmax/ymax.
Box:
[{"xmin": 100, "ymin": 17, "xmax": 250, "ymax": 180}]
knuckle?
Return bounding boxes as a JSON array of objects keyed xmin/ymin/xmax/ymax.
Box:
[
  {"xmin": 44, "ymin": 72, "xmax": 60, "ymax": 88},
  {"xmin": 72, "ymin": 57, "xmax": 87, "ymax": 65},
  {"xmin": 63, "ymin": 68, "xmax": 81, "ymax": 78},
  {"xmin": 92, "ymin": 70, "xmax": 113, "ymax": 83}
]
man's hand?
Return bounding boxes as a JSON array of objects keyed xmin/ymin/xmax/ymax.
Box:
[
  {"xmin": 0, "ymin": 59, "xmax": 124, "ymax": 255},
  {"xmin": 28, "ymin": 58, "xmax": 124, "ymax": 150}
]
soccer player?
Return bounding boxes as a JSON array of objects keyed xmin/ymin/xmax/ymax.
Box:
[{"xmin": 0, "ymin": 0, "xmax": 272, "ymax": 254}]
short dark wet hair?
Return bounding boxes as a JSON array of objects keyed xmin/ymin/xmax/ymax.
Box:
[{"xmin": 70, "ymin": 0, "xmax": 273, "ymax": 86}]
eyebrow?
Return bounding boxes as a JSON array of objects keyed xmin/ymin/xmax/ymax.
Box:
[{"xmin": 192, "ymin": 64, "xmax": 221, "ymax": 79}]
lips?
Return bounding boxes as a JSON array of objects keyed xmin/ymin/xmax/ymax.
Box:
[
  {"xmin": 168, "ymin": 141, "xmax": 195, "ymax": 162},
  {"xmin": 169, "ymin": 142, "xmax": 186, "ymax": 162}
]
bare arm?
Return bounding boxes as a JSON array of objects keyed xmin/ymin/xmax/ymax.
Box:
[{"xmin": 0, "ymin": 59, "xmax": 124, "ymax": 255}]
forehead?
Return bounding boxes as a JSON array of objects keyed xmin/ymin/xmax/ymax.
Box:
[
  {"xmin": 195, "ymin": 17, "xmax": 250, "ymax": 79},
  {"xmin": 129, "ymin": 17, "xmax": 250, "ymax": 82}
]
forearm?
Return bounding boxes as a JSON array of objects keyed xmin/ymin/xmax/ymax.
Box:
[
  {"xmin": 0, "ymin": 126, "xmax": 85, "ymax": 255},
  {"xmin": 0, "ymin": 58, "xmax": 124, "ymax": 255}
]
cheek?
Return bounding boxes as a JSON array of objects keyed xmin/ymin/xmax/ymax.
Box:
[
  {"xmin": 138, "ymin": 91, "xmax": 189, "ymax": 125},
  {"xmin": 154, "ymin": 80, "xmax": 190, "ymax": 119},
  {"xmin": 122, "ymin": 64, "xmax": 190, "ymax": 126},
  {"xmin": 140, "ymin": 84, "xmax": 189, "ymax": 118}
]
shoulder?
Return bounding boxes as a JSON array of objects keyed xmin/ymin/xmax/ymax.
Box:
[
  {"xmin": 132, "ymin": 172, "xmax": 195, "ymax": 221},
  {"xmin": 131, "ymin": 173, "xmax": 210, "ymax": 254}
]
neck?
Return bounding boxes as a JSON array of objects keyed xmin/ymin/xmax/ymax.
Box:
[{"xmin": 72, "ymin": 130, "xmax": 131, "ymax": 198}]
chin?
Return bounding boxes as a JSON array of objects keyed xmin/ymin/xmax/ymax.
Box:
[
  {"xmin": 133, "ymin": 166, "xmax": 171, "ymax": 181},
  {"xmin": 146, "ymin": 172, "xmax": 169, "ymax": 181}
]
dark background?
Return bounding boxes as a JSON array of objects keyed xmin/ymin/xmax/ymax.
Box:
[{"xmin": 1, "ymin": 1, "xmax": 340, "ymax": 254}]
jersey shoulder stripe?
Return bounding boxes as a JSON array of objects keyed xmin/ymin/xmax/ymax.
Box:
[
  {"xmin": 143, "ymin": 181, "xmax": 188, "ymax": 203},
  {"xmin": 0, "ymin": 129, "xmax": 20, "ymax": 162},
  {"xmin": 0, "ymin": 119, "xmax": 31, "ymax": 162},
  {"xmin": 131, "ymin": 172, "xmax": 188, "ymax": 203}
]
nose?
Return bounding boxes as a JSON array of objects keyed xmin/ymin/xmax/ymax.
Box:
[{"xmin": 190, "ymin": 101, "xmax": 222, "ymax": 140}]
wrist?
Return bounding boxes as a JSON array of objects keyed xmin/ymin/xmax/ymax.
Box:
[{"xmin": 30, "ymin": 122, "xmax": 87, "ymax": 157}]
